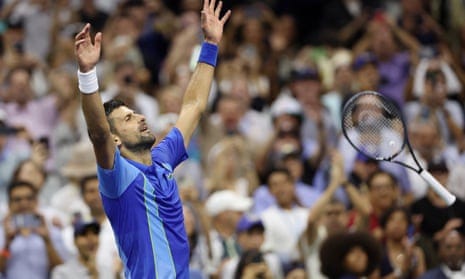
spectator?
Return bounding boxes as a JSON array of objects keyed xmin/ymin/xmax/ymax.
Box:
[
  {"xmin": 378, "ymin": 206, "xmax": 426, "ymax": 278},
  {"xmin": 50, "ymin": 141, "xmax": 97, "ymax": 225},
  {"xmin": 233, "ymin": 249, "xmax": 274, "ymax": 279},
  {"xmin": 220, "ymin": 214, "xmax": 283, "ymax": 279},
  {"xmin": 204, "ymin": 190, "xmax": 252, "ymax": 277},
  {"xmin": 253, "ymin": 151, "xmax": 321, "ymax": 214},
  {"xmin": 51, "ymin": 221, "xmax": 101, "ymax": 279},
  {"xmin": 61, "ymin": 175, "xmax": 121, "ymax": 279},
  {"xmin": 302, "ymin": 150, "xmax": 370, "ymax": 279},
  {"xmin": 0, "ymin": 181, "xmax": 68, "ymax": 279},
  {"xmin": 405, "ymin": 66, "xmax": 464, "ymax": 147},
  {"xmin": 205, "ymin": 135, "xmax": 259, "ymax": 197},
  {"xmin": 419, "ymin": 230, "xmax": 465, "ymax": 278},
  {"xmin": 348, "ymin": 170, "xmax": 402, "ymax": 240},
  {"xmin": 259, "ymin": 167, "xmax": 310, "ymax": 265},
  {"xmin": 411, "ymin": 160, "xmax": 465, "ymax": 269},
  {"xmin": 319, "ymin": 231, "xmax": 382, "ymax": 279}
]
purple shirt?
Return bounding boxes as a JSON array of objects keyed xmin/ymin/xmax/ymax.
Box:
[
  {"xmin": 377, "ymin": 52, "xmax": 410, "ymax": 108},
  {"xmin": 4, "ymin": 95, "xmax": 58, "ymax": 140}
]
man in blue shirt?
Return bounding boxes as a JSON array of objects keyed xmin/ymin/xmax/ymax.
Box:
[{"xmin": 73, "ymin": 0, "xmax": 230, "ymax": 277}]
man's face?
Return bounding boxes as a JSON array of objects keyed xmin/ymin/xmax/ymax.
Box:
[
  {"xmin": 322, "ymin": 202, "xmax": 347, "ymax": 233},
  {"xmin": 82, "ymin": 178, "xmax": 103, "ymax": 214},
  {"xmin": 9, "ymin": 185, "xmax": 37, "ymax": 214},
  {"xmin": 268, "ymin": 172, "xmax": 295, "ymax": 208},
  {"xmin": 440, "ymin": 231, "xmax": 465, "ymax": 270},
  {"xmin": 109, "ymin": 106, "xmax": 156, "ymax": 152},
  {"xmin": 291, "ymin": 79, "xmax": 321, "ymax": 107},
  {"xmin": 217, "ymin": 98, "xmax": 243, "ymax": 133},
  {"xmin": 7, "ymin": 69, "xmax": 33, "ymax": 104},
  {"xmin": 74, "ymin": 230, "xmax": 99, "ymax": 260}
]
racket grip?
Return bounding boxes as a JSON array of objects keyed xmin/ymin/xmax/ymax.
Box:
[{"xmin": 419, "ymin": 170, "xmax": 456, "ymax": 206}]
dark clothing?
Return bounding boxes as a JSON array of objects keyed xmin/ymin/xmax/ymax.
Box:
[
  {"xmin": 418, "ymin": 267, "xmax": 448, "ymax": 279},
  {"xmin": 411, "ymin": 197, "xmax": 465, "ymax": 238}
]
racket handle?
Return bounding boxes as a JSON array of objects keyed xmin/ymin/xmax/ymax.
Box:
[{"xmin": 419, "ymin": 170, "xmax": 456, "ymax": 206}]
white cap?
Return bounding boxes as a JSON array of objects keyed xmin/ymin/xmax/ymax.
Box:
[
  {"xmin": 270, "ymin": 95, "xmax": 302, "ymax": 118},
  {"xmin": 205, "ymin": 190, "xmax": 252, "ymax": 217}
]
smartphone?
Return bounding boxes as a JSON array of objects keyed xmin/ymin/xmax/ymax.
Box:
[{"xmin": 12, "ymin": 214, "xmax": 41, "ymax": 229}]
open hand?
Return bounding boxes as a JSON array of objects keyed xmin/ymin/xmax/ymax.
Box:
[
  {"xmin": 75, "ymin": 23, "xmax": 102, "ymax": 73},
  {"xmin": 201, "ymin": 0, "xmax": 231, "ymax": 45}
]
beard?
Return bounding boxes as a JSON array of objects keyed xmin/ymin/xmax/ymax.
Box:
[{"xmin": 122, "ymin": 134, "xmax": 156, "ymax": 153}]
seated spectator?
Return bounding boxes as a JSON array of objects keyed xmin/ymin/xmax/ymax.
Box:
[
  {"xmin": 419, "ymin": 230, "xmax": 465, "ymax": 279},
  {"xmin": 0, "ymin": 181, "xmax": 68, "ymax": 279},
  {"xmin": 51, "ymin": 221, "xmax": 101, "ymax": 279}
]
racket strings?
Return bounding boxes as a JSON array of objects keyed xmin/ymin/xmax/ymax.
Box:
[{"xmin": 343, "ymin": 93, "xmax": 405, "ymax": 160}]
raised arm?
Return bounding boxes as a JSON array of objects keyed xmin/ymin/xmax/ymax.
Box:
[
  {"xmin": 175, "ymin": 0, "xmax": 231, "ymax": 148},
  {"xmin": 75, "ymin": 24, "xmax": 115, "ymax": 169}
]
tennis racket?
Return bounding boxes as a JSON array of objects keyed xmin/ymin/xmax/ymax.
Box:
[{"xmin": 341, "ymin": 91, "xmax": 456, "ymax": 206}]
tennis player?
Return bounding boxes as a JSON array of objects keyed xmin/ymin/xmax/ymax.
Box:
[{"xmin": 74, "ymin": 0, "xmax": 230, "ymax": 277}]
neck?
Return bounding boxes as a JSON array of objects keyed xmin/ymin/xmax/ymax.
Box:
[
  {"xmin": 121, "ymin": 148, "xmax": 152, "ymax": 165},
  {"xmin": 92, "ymin": 210, "xmax": 107, "ymax": 224},
  {"xmin": 214, "ymin": 222, "xmax": 235, "ymax": 239}
]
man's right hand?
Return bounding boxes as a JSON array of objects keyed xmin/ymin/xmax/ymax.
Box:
[{"xmin": 74, "ymin": 23, "xmax": 102, "ymax": 73}]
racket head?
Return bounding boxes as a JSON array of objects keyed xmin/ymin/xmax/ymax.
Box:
[{"xmin": 341, "ymin": 91, "xmax": 407, "ymax": 161}]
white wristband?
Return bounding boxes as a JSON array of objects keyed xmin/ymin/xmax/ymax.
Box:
[{"xmin": 78, "ymin": 67, "xmax": 99, "ymax": 94}]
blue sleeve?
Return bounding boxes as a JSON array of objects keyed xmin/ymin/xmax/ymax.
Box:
[
  {"xmin": 151, "ymin": 127, "xmax": 188, "ymax": 168},
  {"xmin": 97, "ymin": 148, "xmax": 140, "ymax": 198}
]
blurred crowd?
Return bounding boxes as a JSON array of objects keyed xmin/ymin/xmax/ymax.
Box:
[{"xmin": 1, "ymin": 0, "xmax": 465, "ymax": 278}]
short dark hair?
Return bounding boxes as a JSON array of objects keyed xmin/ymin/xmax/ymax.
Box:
[
  {"xmin": 103, "ymin": 99, "xmax": 127, "ymax": 117},
  {"xmin": 366, "ymin": 170, "xmax": 397, "ymax": 190},
  {"xmin": 103, "ymin": 99, "xmax": 127, "ymax": 133},
  {"xmin": 379, "ymin": 206, "xmax": 411, "ymax": 229},
  {"xmin": 80, "ymin": 175, "xmax": 99, "ymax": 195},
  {"xmin": 319, "ymin": 231, "xmax": 381, "ymax": 279},
  {"xmin": 7, "ymin": 180, "xmax": 37, "ymax": 201},
  {"xmin": 265, "ymin": 167, "xmax": 292, "ymax": 185}
]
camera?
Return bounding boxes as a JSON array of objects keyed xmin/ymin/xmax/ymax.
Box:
[{"xmin": 12, "ymin": 214, "xmax": 41, "ymax": 229}]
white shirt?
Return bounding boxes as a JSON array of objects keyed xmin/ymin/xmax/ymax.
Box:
[
  {"xmin": 441, "ymin": 264, "xmax": 465, "ymax": 279},
  {"xmin": 260, "ymin": 205, "xmax": 309, "ymax": 263},
  {"xmin": 62, "ymin": 219, "xmax": 119, "ymax": 279}
]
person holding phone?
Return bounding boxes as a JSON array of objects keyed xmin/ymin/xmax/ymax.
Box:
[{"xmin": 0, "ymin": 180, "xmax": 68, "ymax": 279}]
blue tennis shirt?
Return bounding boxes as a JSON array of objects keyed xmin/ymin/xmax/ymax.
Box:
[{"xmin": 97, "ymin": 128, "xmax": 189, "ymax": 278}]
